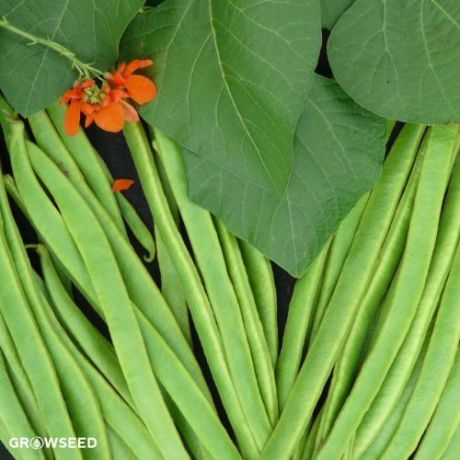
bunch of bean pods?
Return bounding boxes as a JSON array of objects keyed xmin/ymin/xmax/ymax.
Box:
[{"xmin": 0, "ymin": 95, "xmax": 458, "ymax": 460}]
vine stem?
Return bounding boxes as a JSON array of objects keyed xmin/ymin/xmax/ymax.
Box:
[{"xmin": 0, "ymin": 17, "xmax": 103, "ymax": 78}]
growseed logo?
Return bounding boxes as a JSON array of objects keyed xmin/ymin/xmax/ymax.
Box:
[{"xmin": 30, "ymin": 437, "xmax": 44, "ymax": 449}]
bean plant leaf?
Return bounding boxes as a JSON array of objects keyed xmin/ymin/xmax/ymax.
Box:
[
  {"xmin": 0, "ymin": 0, "xmax": 144, "ymax": 115},
  {"xmin": 328, "ymin": 0, "xmax": 460, "ymax": 123},
  {"xmin": 121, "ymin": 0, "xmax": 322, "ymax": 195},
  {"xmin": 321, "ymin": 0, "xmax": 354, "ymax": 29},
  {"xmin": 184, "ymin": 76, "xmax": 386, "ymax": 276}
]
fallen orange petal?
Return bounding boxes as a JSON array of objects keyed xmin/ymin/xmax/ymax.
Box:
[
  {"xmin": 112, "ymin": 178, "xmax": 135, "ymax": 192},
  {"xmin": 93, "ymin": 102, "xmax": 125, "ymax": 133},
  {"xmin": 64, "ymin": 101, "xmax": 81, "ymax": 136},
  {"xmin": 126, "ymin": 75, "xmax": 157, "ymax": 104}
]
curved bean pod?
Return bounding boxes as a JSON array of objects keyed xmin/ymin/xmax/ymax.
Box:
[
  {"xmin": 216, "ymin": 219, "xmax": 278, "ymax": 423},
  {"xmin": 317, "ymin": 125, "xmax": 459, "ymax": 460},
  {"xmin": 151, "ymin": 128, "xmax": 272, "ymax": 445},
  {"xmin": 415, "ymin": 350, "xmax": 460, "ymax": 460},
  {"xmin": 381, "ymin": 243, "xmax": 460, "ymax": 459},
  {"xmin": 26, "ymin": 137, "xmax": 242, "ymax": 460},
  {"xmin": 47, "ymin": 102, "xmax": 156, "ymax": 261},
  {"xmin": 276, "ymin": 240, "xmax": 330, "ymax": 410},
  {"xmin": 259, "ymin": 124, "xmax": 426, "ymax": 460},
  {"xmin": 126, "ymin": 123, "xmax": 258, "ymax": 458},
  {"xmin": 354, "ymin": 152, "xmax": 460, "ymax": 455},
  {"xmin": 239, "ymin": 240, "xmax": 278, "ymax": 366},
  {"xmin": 314, "ymin": 142, "xmax": 425, "ymax": 452},
  {"xmin": 0, "ymin": 352, "xmax": 44, "ymax": 460},
  {"xmin": 10, "ymin": 121, "xmax": 189, "ymax": 460}
]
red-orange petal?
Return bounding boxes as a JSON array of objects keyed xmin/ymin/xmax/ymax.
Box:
[
  {"xmin": 64, "ymin": 101, "xmax": 81, "ymax": 136},
  {"xmin": 121, "ymin": 100, "xmax": 140, "ymax": 123},
  {"xmin": 84, "ymin": 113, "xmax": 94, "ymax": 128},
  {"xmin": 112, "ymin": 178, "xmax": 135, "ymax": 192},
  {"xmin": 126, "ymin": 75, "xmax": 157, "ymax": 104},
  {"xmin": 93, "ymin": 102, "xmax": 125, "ymax": 133},
  {"xmin": 125, "ymin": 59, "xmax": 153, "ymax": 77}
]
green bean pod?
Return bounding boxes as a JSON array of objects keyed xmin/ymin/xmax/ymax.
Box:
[
  {"xmin": 314, "ymin": 141, "xmax": 425, "ymax": 452},
  {"xmin": 38, "ymin": 246, "xmax": 132, "ymax": 407},
  {"xmin": 276, "ymin": 240, "xmax": 330, "ymax": 411},
  {"xmin": 358, "ymin": 336, "xmax": 428, "ymax": 460},
  {"xmin": 24, "ymin": 136, "xmax": 242, "ymax": 460},
  {"xmin": 10, "ymin": 121, "xmax": 189, "ymax": 460},
  {"xmin": 415, "ymin": 350, "xmax": 460, "ymax": 460},
  {"xmin": 354, "ymin": 153, "xmax": 460, "ymax": 455},
  {"xmin": 28, "ymin": 140, "xmax": 210, "ymax": 401},
  {"xmin": 155, "ymin": 231, "xmax": 191, "ymax": 343},
  {"xmin": 32, "ymin": 270, "xmax": 162, "ymax": 460},
  {"xmin": 28, "ymin": 110, "xmax": 124, "ymax": 233},
  {"xmin": 317, "ymin": 125, "xmax": 459, "ymax": 460},
  {"xmin": 260, "ymin": 124, "xmax": 426, "ymax": 460},
  {"xmin": 239, "ymin": 240, "xmax": 278, "ymax": 366},
  {"xmin": 0, "ymin": 352, "xmax": 44, "ymax": 460},
  {"xmin": 125, "ymin": 122, "xmax": 259, "ymax": 458},
  {"xmin": 216, "ymin": 219, "xmax": 278, "ymax": 423},
  {"xmin": 381, "ymin": 243, "xmax": 460, "ymax": 459},
  {"xmin": 0, "ymin": 165, "xmax": 111, "ymax": 460},
  {"xmin": 6, "ymin": 127, "xmax": 229, "ymax": 457},
  {"xmin": 441, "ymin": 421, "xmax": 460, "ymax": 460},
  {"xmin": 0, "ymin": 313, "xmax": 47, "ymax": 443},
  {"xmin": 115, "ymin": 193, "xmax": 156, "ymax": 261},
  {"xmin": 308, "ymin": 193, "xmax": 368, "ymax": 345},
  {"xmin": 0, "ymin": 156, "xmax": 79, "ymax": 460},
  {"xmin": 151, "ymin": 128, "xmax": 272, "ymax": 445},
  {"xmin": 47, "ymin": 102, "xmax": 156, "ymax": 261}
]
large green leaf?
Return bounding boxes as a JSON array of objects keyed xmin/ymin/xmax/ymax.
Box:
[
  {"xmin": 184, "ymin": 76, "xmax": 386, "ymax": 276},
  {"xmin": 321, "ymin": 0, "xmax": 354, "ymax": 29},
  {"xmin": 121, "ymin": 0, "xmax": 321, "ymax": 195},
  {"xmin": 0, "ymin": 0, "xmax": 144, "ymax": 115},
  {"xmin": 328, "ymin": 0, "xmax": 460, "ymax": 123}
]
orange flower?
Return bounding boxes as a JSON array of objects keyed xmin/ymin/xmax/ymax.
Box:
[
  {"xmin": 112, "ymin": 178, "xmax": 135, "ymax": 192},
  {"xmin": 106, "ymin": 59, "xmax": 157, "ymax": 104},
  {"xmin": 60, "ymin": 59, "xmax": 157, "ymax": 136}
]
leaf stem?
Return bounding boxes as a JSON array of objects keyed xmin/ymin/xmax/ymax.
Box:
[{"xmin": 0, "ymin": 17, "xmax": 103, "ymax": 79}]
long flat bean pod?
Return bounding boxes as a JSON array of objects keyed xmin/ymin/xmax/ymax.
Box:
[
  {"xmin": 239, "ymin": 240, "xmax": 278, "ymax": 366},
  {"xmin": 28, "ymin": 140, "xmax": 210, "ymax": 401},
  {"xmin": 308, "ymin": 193, "xmax": 368, "ymax": 345},
  {"xmin": 276, "ymin": 239, "xmax": 330, "ymax": 410},
  {"xmin": 151, "ymin": 127, "xmax": 272, "ymax": 445},
  {"xmin": 0, "ymin": 176, "xmax": 78, "ymax": 460},
  {"xmin": 38, "ymin": 247, "xmax": 132, "ymax": 407},
  {"xmin": 415, "ymin": 350, "xmax": 460, "ymax": 460},
  {"xmin": 441, "ymin": 421, "xmax": 460, "ymax": 460},
  {"xmin": 381, "ymin": 243, "xmax": 460, "ymax": 459},
  {"xmin": 354, "ymin": 153, "xmax": 460, "ymax": 455},
  {"xmin": 9, "ymin": 121, "xmax": 189, "ymax": 460},
  {"xmin": 124, "ymin": 122, "xmax": 259, "ymax": 458},
  {"xmin": 34, "ymin": 276, "xmax": 162, "ymax": 460},
  {"xmin": 216, "ymin": 219, "xmax": 278, "ymax": 423},
  {"xmin": 259, "ymin": 124, "xmax": 426, "ymax": 460},
  {"xmin": 0, "ymin": 352, "xmax": 44, "ymax": 460},
  {"xmin": 314, "ymin": 141, "xmax": 425, "ymax": 452},
  {"xmin": 0, "ymin": 168, "xmax": 111, "ymax": 460},
  {"xmin": 25, "ymin": 136, "xmax": 241, "ymax": 460},
  {"xmin": 27, "ymin": 110, "xmax": 125, "ymax": 233},
  {"xmin": 47, "ymin": 102, "xmax": 156, "ymax": 260},
  {"xmin": 0, "ymin": 313, "xmax": 46, "ymax": 442},
  {"xmin": 316, "ymin": 125, "xmax": 459, "ymax": 460}
]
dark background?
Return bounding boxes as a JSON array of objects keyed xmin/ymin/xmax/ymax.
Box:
[{"xmin": 0, "ymin": 22, "xmax": 333, "ymax": 458}]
